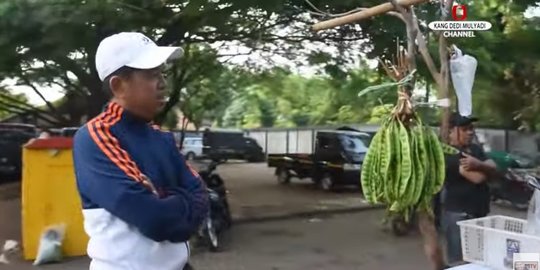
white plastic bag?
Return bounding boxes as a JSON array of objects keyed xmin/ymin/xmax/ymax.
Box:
[
  {"xmin": 33, "ymin": 224, "xmax": 66, "ymax": 265},
  {"xmin": 450, "ymin": 45, "xmax": 478, "ymax": 117},
  {"xmin": 0, "ymin": 240, "xmax": 19, "ymax": 264},
  {"xmin": 526, "ymin": 190, "xmax": 540, "ymax": 236}
]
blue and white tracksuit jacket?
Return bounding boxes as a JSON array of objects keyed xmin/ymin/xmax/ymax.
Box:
[{"xmin": 72, "ymin": 102, "xmax": 208, "ymax": 270}]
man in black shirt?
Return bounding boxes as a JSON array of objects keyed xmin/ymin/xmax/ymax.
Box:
[{"xmin": 441, "ymin": 113, "xmax": 497, "ymax": 266}]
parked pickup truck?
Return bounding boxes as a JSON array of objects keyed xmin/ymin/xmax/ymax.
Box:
[{"xmin": 267, "ymin": 128, "xmax": 371, "ymax": 192}]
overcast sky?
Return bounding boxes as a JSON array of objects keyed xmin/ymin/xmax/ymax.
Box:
[{"xmin": 3, "ymin": 5, "xmax": 540, "ymax": 106}]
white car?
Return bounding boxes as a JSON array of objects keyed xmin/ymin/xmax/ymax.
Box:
[{"xmin": 181, "ymin": 137, "xmax": 204, "ymax": 160}]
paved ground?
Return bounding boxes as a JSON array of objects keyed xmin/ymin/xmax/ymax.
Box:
[
  {"xmin": 0, "ymin": 161, "xmax": 528, "ymax": 269},
  {"xmin": 0, "ymin": 161, "xmax": 373, "ymax": 268},
  {"xmin": 0, "ymin": 161, "xmax": 372, "ymax": 235},
  {"xmin": 2, "ymin": 206, "xmax": 525, "ymax": 270},
  {"xmin": 203, "ymin": 161, "xmax": 372, "ymax": 221}
]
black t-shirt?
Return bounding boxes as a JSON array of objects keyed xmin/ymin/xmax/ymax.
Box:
[{"xmin": 442, "ymin": 144, "xmax": 490, "ymax": 216}]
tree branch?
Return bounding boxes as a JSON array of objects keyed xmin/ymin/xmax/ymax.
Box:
[
  {"xmin": 0, "ymin": 103, "xmax": 27, "ymax": 115},
  {"xmin": 0, "ymin": 92, "xmax": 58, "ymax": 117},
  {"xmin": 53, "ymin": 56, "xmax": 96, "ymax": 92},
  {"xmin": 307, "ymin": 1, "xmax": 438, "ymax": 84},
  {"xmin": 157, "ymin": 5, "xmax": 237, "ymax": 46},
  {"xmin": 306, "ymin": 0, "xmax": 368, "ymax": 18},
  {"xmin": 59, "ymin": 71, "xmax": 87, "ymax": 95},
  {"xmin": 19, "ymin": 76, "xmax": 68, "ymax": 122},
  {"xmin": 311, "ymin": 0, "xmax": 429, "ymax": 31},
  {"xmin": 390, "ymin": 0, "xmax": 417, "ymax": 75},
  {"xmin": 387, "ymin": 11, "xmax": 406, "ymax": 22},
  {"xmin": 218, "ymin": 48, "xmax": 257, "ymax": 63},
  {"xmin": 413, "ymin": 16, "xmax": 441, "ymax": 85},
  {"xmin": 0, "ymin": 99, "xmax": 62, "ymax": 126}
]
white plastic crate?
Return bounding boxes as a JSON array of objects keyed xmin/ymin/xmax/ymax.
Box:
[{"xmin": 457, "ymin": 215, "xmax": 540, "ymax": 270}]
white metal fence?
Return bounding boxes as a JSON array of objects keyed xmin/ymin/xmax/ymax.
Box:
[{"xmin": 245, "ymin": 124, "xmax": 540, "ymax": 156}]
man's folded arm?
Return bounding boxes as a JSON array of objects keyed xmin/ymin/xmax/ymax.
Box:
[
  {"xmin": 73, "ymin": 130, "xmax": 199, "ymax": 243},
  {"xmin": 168, "ymin": 136, "xmax": 209, "ymax": 234}
]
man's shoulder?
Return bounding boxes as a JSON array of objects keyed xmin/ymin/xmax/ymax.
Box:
[
  {"xmin": 469, "ymin": 143, "xmax": 484, "ymax": 152},
  {"xmin": 72, "ymin": 124, "xmax": 93, "ymax": 151},
  {"xmin": 74, "ymin": 114, "xmax": 120, "ymax": 142},
  {"xmin": 73, "ymin": 124, "xmax": 90, "ymax": 140},
  {"xmin": 151, "ymin": 128, "xmax": 177, "ymax": 145},
  {"xmin": 468, "ymin": 143, "xmax": 487, "ymax": 159}
]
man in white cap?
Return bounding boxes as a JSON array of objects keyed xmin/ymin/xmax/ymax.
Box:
[{"xmin": 72, "ymin": 32, "xmax": 207, "ymax": 270}]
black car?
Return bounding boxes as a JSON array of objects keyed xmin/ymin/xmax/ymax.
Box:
[
  {"xmin": 267, "ymin": 129, "xmax": 371, "ymax": 191},
  {"xmin": 0, "ymin": 124, "xmax": 37, "ymax": 180},
  {"xmin": 202, "ymin": 129, "xmax": 265, "ymax": 162}
]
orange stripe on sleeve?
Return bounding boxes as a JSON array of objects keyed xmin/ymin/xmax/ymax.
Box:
[
  {"xmin": 93, "ymin": 120, "xmax": 143, "ymax": 181},
  {"xmin": 88, "ymin": 119, "xmax": 141, "ymax": 181},
  {"xmin": 88, "ymin": 102, "xmax": 157, "ymax": 193},
  {"xmin": 99, "ymin": 106, "xmax": 146, "ymax": 180}
]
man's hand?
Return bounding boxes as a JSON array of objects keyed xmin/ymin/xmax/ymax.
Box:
[
  {"xmin": 459, "ymin": 152, "xmax": 483, "ymax": 171},
  {"xmin": 140, "ymin": 174, "xmax": 159, "ymax": 195},
  {"xmin": 459, "ymin": 165, "xmax": 487, "ymax": 184}
]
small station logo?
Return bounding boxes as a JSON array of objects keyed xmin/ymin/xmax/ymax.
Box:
[{"xmin": 428, "ymin": 3, "xmax": 492, "ymax": 38}]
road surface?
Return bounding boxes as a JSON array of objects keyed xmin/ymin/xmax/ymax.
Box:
[{"xmin": 2, "ymin": 205, "xmax": 526, "ymax": 270}]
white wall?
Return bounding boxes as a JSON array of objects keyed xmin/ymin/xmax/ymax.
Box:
[{"xmin": 246, "ymin": 125, "xmax": 539, "ymax": 156}]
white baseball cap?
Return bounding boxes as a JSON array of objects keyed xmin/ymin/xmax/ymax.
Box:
[{"xmin": 95, "ymin": 32, "xmax": 183, "ymax": 81}]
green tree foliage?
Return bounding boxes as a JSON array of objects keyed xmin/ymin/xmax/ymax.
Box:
[
  {"xmin": 438, "ymin": 1, "xmax": 540, "ymax": 130},
  {"xmin": 218, "ymin": 65, "xmax": 385, "ymax": 128},
  {"xmin": 0, "ymin": 88, "xmax": 29, "ymax": 119},
  {"xmin": 0, "ymin": 0, "xmax": 367, "ymax": 126},
  {"xmin": 0, "ymin": 0, "xmax": 538, "ymax": 130},
  {"xmin": 367, "ymin": 104, "xmax": 393, "ymax": 124}
]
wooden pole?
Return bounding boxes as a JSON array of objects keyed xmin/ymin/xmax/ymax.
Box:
[
  {"xmin": 311, "ymin": 0, "xmax": 429, "ymax": 32},
  {"xmin": 420, "ymin": 3, "xmax": 455, "ymax": 268},
  {"xmin": 438, "ymin": 33, "xmax": 451, "ymax": 142},
  {"xmin": 436, "ymin": 0, "xmax": 454, "ymax": 142}
]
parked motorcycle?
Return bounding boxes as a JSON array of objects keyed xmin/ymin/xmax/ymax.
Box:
[
  {"xmin": 527, "ymin": 173, "xmax": 540, "ymax": 191},
  {"xmin": 488, "ymin": 151, "xmax": 536, "ymax": 211},
  {"xmin": 197, "ymin": 161, "xmax": 232, "ymax": 252},
  {"xmin": 490, "ymin": 168, "xmax": 534, "ymax": 210}
]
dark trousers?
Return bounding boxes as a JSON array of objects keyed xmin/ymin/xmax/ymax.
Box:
[
  {"xmin": 183, "ymin": 263, "xmax": 194, "ymax": 270},
  {"xmin": 439, "ymin": 186, "xmax": 489, "ymax": 266},
  {"xmin": 441, "ymin": 211, "xmax": 485, "ymax": 265}
]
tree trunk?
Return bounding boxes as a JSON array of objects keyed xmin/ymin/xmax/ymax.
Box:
[{"xmin": 438, "ymin": 33, "xmax": 451, "ymax": 142}]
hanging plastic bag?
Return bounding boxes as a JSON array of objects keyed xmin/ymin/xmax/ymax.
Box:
[
  {"xmin": 33, "ymin": 224, "xmax": 66, "ymax": 266},
  {"xmin": 450, "ymin": 45, "xmax": 478, "ymax": 117},
  {"xmin": 526, "ymin": 190, "xmax": 540, "ymax": 236}
]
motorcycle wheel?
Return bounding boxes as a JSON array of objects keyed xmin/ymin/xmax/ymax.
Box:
[{"xmin": 205, "ymin": 218, "xmax": 221, "ymax": 252}]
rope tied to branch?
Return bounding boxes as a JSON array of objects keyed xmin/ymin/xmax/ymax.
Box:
[
  {"xmin": 357, "ymin": 69, "xmax": 417, "ymax": 97},
  {"xmin": 398, "ymin": 91, "xmax": 410, "ymax": 100}
]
